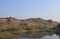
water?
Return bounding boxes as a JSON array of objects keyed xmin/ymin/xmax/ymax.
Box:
[
  {"xmin": 19, "ymin": 34, "xmax": 60, "ymax": 39},
  {"xmin": 41, "ymin": 34, "xmax": 59, "ymax": 39}
]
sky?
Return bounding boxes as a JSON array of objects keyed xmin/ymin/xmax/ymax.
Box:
[{"xmin": 0, "ymin": 0, "xmax": 60, "ymax": 22}]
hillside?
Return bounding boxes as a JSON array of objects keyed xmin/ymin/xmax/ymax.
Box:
[
  {"xmin": 0, "ymin": 17, "xmax": 58, "ymax": 39},
  {"xmin": 0, "ymin": 17, "xmax": 58, "ymax": 28}
]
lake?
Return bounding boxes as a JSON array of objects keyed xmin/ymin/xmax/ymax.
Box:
[{"xmin": 19, "ymin": 34, "xmax": 60, "ymax": 39}]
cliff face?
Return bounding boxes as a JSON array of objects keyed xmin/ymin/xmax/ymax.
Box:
[{"xmin": 0, "ymin": 17, "xmax": 58, "ymax": 29}]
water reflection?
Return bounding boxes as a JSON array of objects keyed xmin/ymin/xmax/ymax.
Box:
[
  {"xmin": 41, "ymin": 34, "xmax": 59, "ymax": 39},
  {"xmin": 19, "ymin": 34, "xmax": 60, "ymax": 39}
]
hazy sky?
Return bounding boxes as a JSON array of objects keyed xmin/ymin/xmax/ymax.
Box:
[{"xmin": 0, "ymin": 0, "xmax": 60, "ymax": 22}]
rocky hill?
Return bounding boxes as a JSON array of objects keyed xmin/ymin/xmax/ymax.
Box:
[
  {"xmin": 0, "ymin": 17, "xmax": 59, "ymax": 39},
  {"xmin": 25, "ymin": 18, "xmax": 58, "ymax": 28},
  {"xmin": 0, "ymin": 17, "xmax": 58, "ymax": 29}
]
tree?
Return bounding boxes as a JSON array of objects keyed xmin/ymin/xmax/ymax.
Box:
[{"xmin": 56, "ymin": 23, "xmax": 60, "ymax": 28}]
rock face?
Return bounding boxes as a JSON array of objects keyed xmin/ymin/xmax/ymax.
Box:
[
  {"xmin": 0, "ymin": 17, "xmax": 20, "ymax": 24},
  {"xmin": 6, "ymin": 17, "xmax": 20, "ymax": 25},
  {"xmin": 0, "ymin": 17, "xmax": 58, "ymax": 28}
]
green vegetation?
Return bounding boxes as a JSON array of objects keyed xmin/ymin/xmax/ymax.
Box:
[
  {"xmin": 0, "ymin": 18, "xmax": 57, "ymax": 39},
  {"xmin": 0, "ymin": 23, "xmax": 53, "ymax": 39},
  {"xmin": 54, "ymin": 23, "xmax": 60, "ymax": 35}
]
